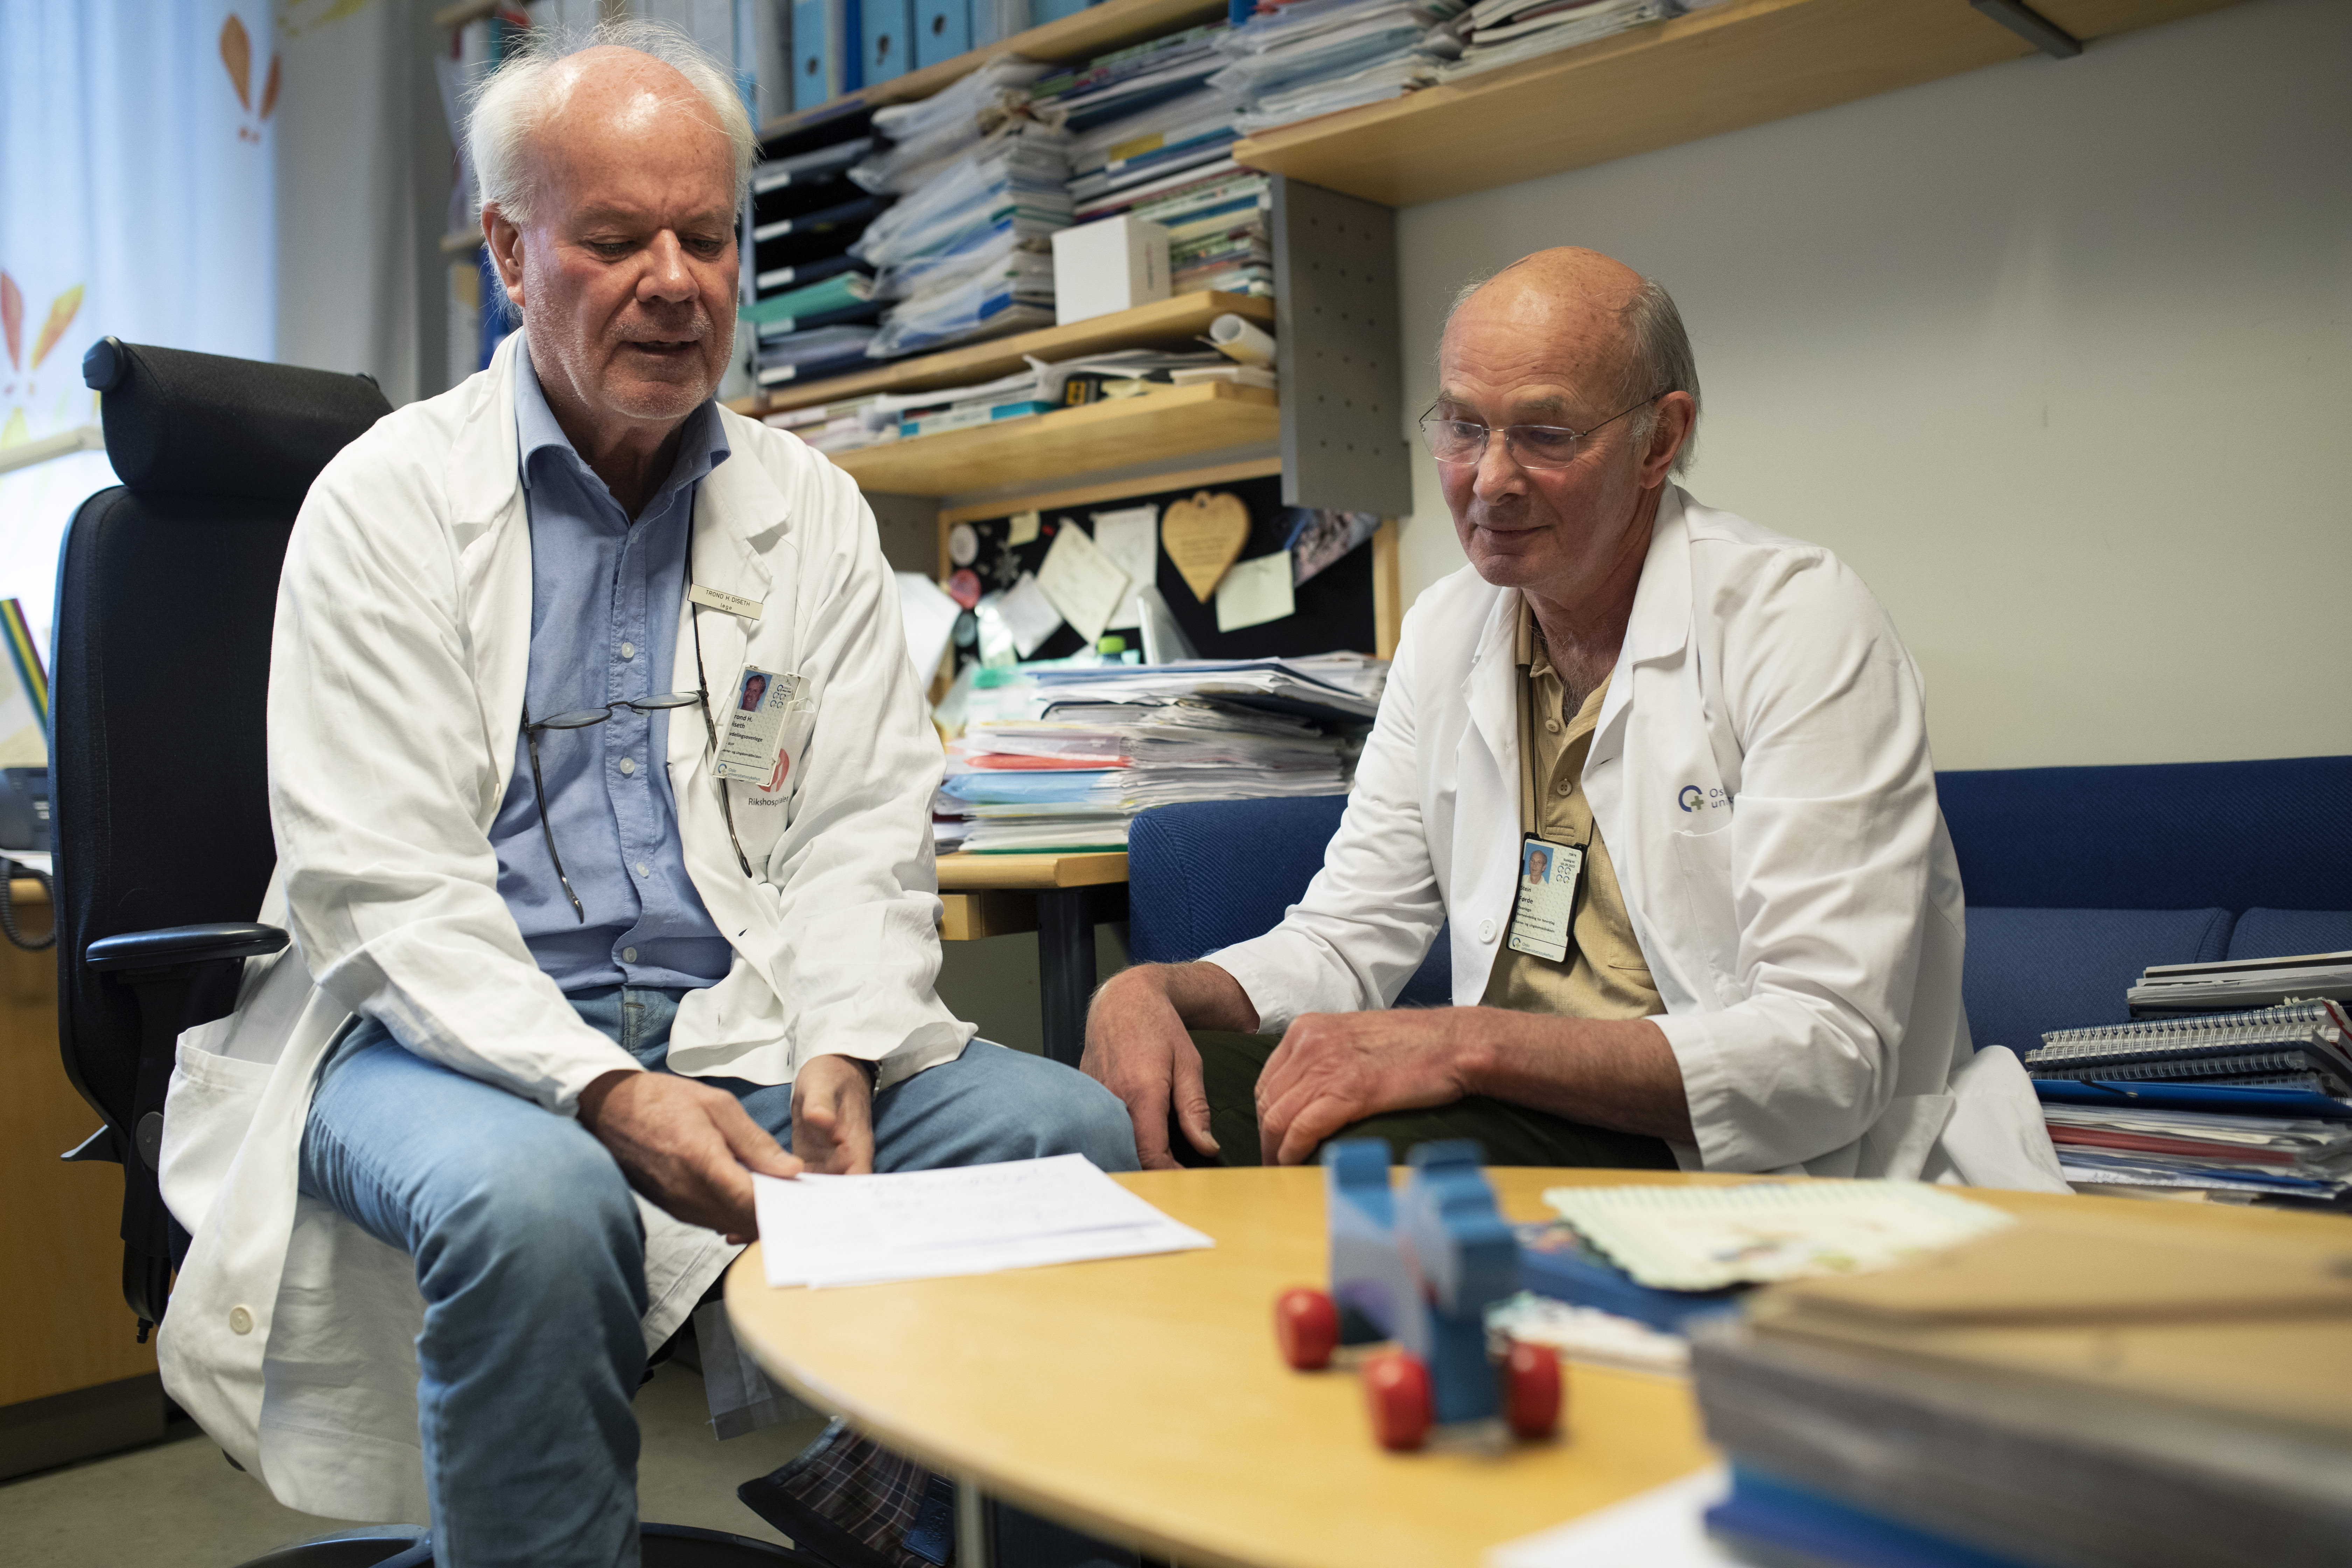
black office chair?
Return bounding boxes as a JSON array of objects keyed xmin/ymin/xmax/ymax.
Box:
[{"xmin": 54, "ymin": 340, "xmax": 814, "ymax": 1568}]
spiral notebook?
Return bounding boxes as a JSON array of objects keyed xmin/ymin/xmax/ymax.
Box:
[{"xmin": 2022, "ymin": 1000, "xmax": 2352, "ymax": 1093}]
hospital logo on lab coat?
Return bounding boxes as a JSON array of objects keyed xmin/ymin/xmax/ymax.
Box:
[{"xmin": 1678, "ymin": 785, "xmax": 1731, "ymax": 814}]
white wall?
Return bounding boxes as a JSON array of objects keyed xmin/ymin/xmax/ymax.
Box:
[{"xmin": 1393, "ymin": 0, "xmax": 2351, "ymax": 771}]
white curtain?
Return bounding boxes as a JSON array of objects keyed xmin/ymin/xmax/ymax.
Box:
[{"xmin": 0, "ymin": 0, "xmax": 277, "ymax": 665}]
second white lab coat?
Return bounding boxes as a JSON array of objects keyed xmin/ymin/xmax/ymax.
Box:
[
  {"xmin": 152, "ymin": 336, "xmax": 972, "ymax": 1520},
  {"xmin": 1211, "ymin": 486, "xmax": 2064, "ymax": 1186}
]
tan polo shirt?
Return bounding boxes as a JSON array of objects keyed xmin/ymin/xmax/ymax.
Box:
[{"xmin": 1478, "ymin": 597, "xmax": 1665, "ymax": 1021}]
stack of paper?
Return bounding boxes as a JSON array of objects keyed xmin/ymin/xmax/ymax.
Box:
[
  {"xmin": 933, "ymin": 659, "xmax": 1380, "ymax": 853},
  {"xmin": 2032, "ymin": 1079, "xmax": 2352, "ymax": 1199},
  {"xmin": 752, "ymin": 1153, "xmax": 1212, "ymax": 1288},
  {"xmin": 2126, "ymin": 947, "xmax": 2352, "ymax": 1015},
  {"xmin": 852, "ymin": 108, "xmax": 1073, "ymax": 359},
  {"xmin": 1424, "ymin": 0, "xmax": 1669, "ymax": 83},
  {"xmin": 1211, "ymin": 0, "xmax": 1436, "ymax": 133},
  {"xmin": 754, "ymin": 324, "xmax": 881, "ymax": 388}
]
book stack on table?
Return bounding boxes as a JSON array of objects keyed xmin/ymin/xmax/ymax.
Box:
[
  {"xmin": 1690, "ymin": 1206, "xmax": 2352, "ymax": 1568},
  {"xmin": 2021, "ymin": 951, "xmax": 2352, "ymax": 1202}
]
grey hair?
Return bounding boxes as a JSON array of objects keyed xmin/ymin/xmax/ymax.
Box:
[
  {"xmin": 467, "ymin": 17, "xmax": 756, "ymax": 310},
  {"xmin": 1442, "ymin": 266, "xmax": 1702, "ymax": 477}
]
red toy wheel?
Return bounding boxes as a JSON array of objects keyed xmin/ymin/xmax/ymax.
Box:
[
  {"xmin": 1274, "ymin": 1287, "xmax": 1339, "ymax": 1370},
  {"xmin": 1363, "ymin": 1351, "xmax": 1433, "ymax": 1451},
  {"xmin": 1503, "ymin": 1340, "xmax": 1562, "ymax": 1439}
]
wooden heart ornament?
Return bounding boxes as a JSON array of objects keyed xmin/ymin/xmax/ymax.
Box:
[{"xmin": 1161, "ymin": 490, "xmax": 1251, "ymax": 602}]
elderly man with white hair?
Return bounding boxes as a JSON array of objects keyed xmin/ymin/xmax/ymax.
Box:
[
  {"xmin": 1085, "ymin": 247, "xmax": 2062, "ymax": 1193},
  {"xmin": 154, "ymin": 23, "xmax": 1133, "ymax": 1563}
]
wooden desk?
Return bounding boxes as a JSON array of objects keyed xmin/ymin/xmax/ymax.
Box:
[
  {"xmin": 726, "ymin": 1167, "xmax": 2352, "ymax": 1568},
  {"xmin": 935, "ymin": 852, "xmax": 1128, "ymax": 1067},
  {"xmin": 0, "ymin": 878, "xmax": 166, "ymax": 1478}
]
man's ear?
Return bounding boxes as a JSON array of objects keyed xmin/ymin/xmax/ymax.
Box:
[
  {"xmin": 1639, "ymin": 391, "xmax": 1696, "ymax": 486},
  {"xmin": 483, "ymin": 205, "xmax": 527, "ymax": 313}
]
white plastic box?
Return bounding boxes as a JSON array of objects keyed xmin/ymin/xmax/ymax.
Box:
[{"xmin": 1051, "ymin": 216, "xmax": 1172, "ymax": 327}]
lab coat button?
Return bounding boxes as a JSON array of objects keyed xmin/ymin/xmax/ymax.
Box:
[
  {"xmin": 229, "ymin": 1306, "xmax": 254, "ymax": 1335},
  {"xmin": 1477, "ymin": 918, "xmax": 1497, "ymax": 944},
  {"xmin": 619, "ymin": 757, "xmax": 636, "ymax": 776}
]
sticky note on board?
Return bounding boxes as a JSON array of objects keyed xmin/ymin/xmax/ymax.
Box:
[
  {"xmin": 1214, "ymin": 552, "xmax": 1295, "ymax": 633},
  {"xmin": 1006, "ymin": 510, "xmax": 1041, "ymax": 547},
  {"xmin": 1034, "ymin": 523, "xmax": 1132, "ymax": 647}
]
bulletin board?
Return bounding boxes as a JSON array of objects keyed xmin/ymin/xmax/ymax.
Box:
[{"xmin": 933, "ymin": 458, "xmax": 1402, "ymax": 673}]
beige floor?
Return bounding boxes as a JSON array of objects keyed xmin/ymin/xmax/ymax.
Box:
[{"xmin": 0, "ymin": 1364, "xmax": 828, "ymax": 1567}]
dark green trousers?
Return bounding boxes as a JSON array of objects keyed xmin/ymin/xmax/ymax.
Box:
[{"xmin": 1185, "ymin": 1030, "xmax": 1678, "ymax": 1169}]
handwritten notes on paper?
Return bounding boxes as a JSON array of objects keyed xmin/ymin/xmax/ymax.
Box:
[
  {"xmin": 1035, "ymin": 522, "xmax": 1133, "ymax": 646},
  {"xmin": 1090, "ymin": 505, "xmax": 1160, "ymax": 631},
  {"xmin": 754, "ymin": 1154, "xmax": 1213, "ymax": 1289}
]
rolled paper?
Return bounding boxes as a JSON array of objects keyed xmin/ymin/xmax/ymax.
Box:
[{"xmin": 1208, "ymin": 313, "xmax": 1277, "ymax": 370}]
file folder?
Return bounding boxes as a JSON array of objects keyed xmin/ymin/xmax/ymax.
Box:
[
  {"xmin": 913, "ymin": 0, "xmax": 971, "ymax": 68},
  {"xmin": 791, "ymin": 0, "xmax": 864, "ymax": 112},
  {"xmin": 863, "ymin": 0, "xmax": 916, "ymax": 85},
  {"xmin": 1032, "ymin": 0, "xmax": 1091, "ymax": 21}
]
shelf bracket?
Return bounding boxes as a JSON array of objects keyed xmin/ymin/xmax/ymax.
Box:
[
  {"xmin": 1271, "ymin": 177, "xmax": 1413, "ymax": 517},
  {"xmin": 1968, "ymin": 0, "xmax": 2082, "ymax": 59}
]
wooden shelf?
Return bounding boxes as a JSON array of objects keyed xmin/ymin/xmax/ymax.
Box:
[
  {"xmin": 1233, "ymin": 0, "xmax": 2246, "ymax": 207},
  {"xmin": 830, "ymin": 382, "xmax": 1276, "ymax": 496},
  {"xmin": 726, "ymin": 290, "xmax": 1273, "ymax": 416},
  {"xmin": 759, "ymin": 0, "xmax": 1226, "ymax": 144}
]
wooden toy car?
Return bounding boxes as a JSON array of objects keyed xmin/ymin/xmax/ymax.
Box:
[{"xmin": 1274, "ymin": 1139, "xmax": 1561, "ymax": 1451}]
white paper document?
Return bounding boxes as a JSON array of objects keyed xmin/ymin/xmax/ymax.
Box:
[
  {"xmin": 1486, "ymin": 1466, "xmax": 1736, "ymax": 1568},
  {"xmin": 1035, "ymin": 523, "xmax": 1133, "ymax": 646},
  {"xmin": 1090, "ymin": 505, "xmax": 1160, "ymax": 630},
  {"xmin": 754, "ymin": 1154, "xmax": 1213, "ymax": 1289},
  {"xmin": 895, "ymin": 572, "xmax": 962, "ymax": 688},
  {"xmin": 995, "ymin": 572, "xmax": 1065, "ymax": 658},
  {"xmin": 1214, "ymin": 551, "xmax": 1296, "ymax": 632}
]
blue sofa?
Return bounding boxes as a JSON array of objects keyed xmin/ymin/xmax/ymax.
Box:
[{"xmin": 1127, "ymin": 756, "xmax": 2352, "ymax": 1054}]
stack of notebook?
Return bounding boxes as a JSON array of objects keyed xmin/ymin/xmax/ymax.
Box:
[{"xmin": 2021, "ymin": 968, "xmax": 2352, "ymax": 1200}]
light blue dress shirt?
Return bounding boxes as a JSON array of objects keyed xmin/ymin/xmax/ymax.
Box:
[{"xmin": 486, "ymin": 348, "xmax": 735, "ymax": 992}]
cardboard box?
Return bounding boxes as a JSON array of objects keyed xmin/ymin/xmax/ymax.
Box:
[{"xmin": 1051, "ymin": 216, "xmax": 1172, "ymax": 326}]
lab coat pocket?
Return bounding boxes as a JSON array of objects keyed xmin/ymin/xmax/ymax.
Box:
[
  {"xmin": 160, "ymin": 1023, "xmax": 278, "ymax": 1237},
  {"xmin": 772, "ymin": 699, "xmax": 820, "ymax": 811},
  {"xmin": 1667, "ymin": 822, "xmax": 1740, "ymax": 1004}
]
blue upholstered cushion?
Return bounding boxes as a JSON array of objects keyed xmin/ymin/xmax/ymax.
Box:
[
  {"xmin": 1962, "ymin": 906, "xmax": 2234, "ymax": 1054},
  {"xmin": 1937, "ymin": 755, "xmax": 2352, "ymax": 911},
  {"xmin": 2226, "ymin": 908, "xmax": 2352, "ymax": 962},
  {"xmin": 1128, "ymin": 796, "xmax": 1450, "ymax": 1008}
]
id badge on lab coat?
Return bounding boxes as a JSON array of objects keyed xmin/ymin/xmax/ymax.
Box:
[
  {"xmin": 715, "ymin": 666, "xmax": 816, "ymax": 794},
  {"xmin": 1506, "ymin": 833, "xmax": 1584, "ymax": 962}
]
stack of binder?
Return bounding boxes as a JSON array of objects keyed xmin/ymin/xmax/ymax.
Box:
[{"xmin": 747, "ymin": 122, "xmax": 891, "ymax": 390}]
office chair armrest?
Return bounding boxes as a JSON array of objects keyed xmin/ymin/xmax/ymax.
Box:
[{"xmin": 86, "ymin": 922, "xmax": 288, "ymax": 978}]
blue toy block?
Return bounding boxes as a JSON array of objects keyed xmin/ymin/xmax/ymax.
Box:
[{"xmin": 1320, "ymin": 1138, "xmax": 1519, "ymax": 1427}]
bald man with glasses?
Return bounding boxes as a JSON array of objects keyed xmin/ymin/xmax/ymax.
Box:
[{"xmin": 1083, "ymin": 247, "xmax": 2062, "ymax": 1195}]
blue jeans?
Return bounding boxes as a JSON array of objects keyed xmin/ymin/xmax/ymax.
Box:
[{"xmin": 298, "ymin": 986, "xmax": 1138, "ymax": 1568}]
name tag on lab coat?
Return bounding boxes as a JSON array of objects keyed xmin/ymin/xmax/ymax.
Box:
[{"xmin": 1506, "ymin": 834, "xmax": 1584, "ymax": 963}]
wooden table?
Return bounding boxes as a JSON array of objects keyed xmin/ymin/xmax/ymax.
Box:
[
  {"xmin": 727, "ymin": 1167, "xmax": 2352, "ymax": 1568},
  {"xmin": 935, "ymin": 852, "xmax": 1128, "ymax": 1068},
  {"xmin": 0, "ymin": 877, "xmax": 167, "ymax": 1479}
]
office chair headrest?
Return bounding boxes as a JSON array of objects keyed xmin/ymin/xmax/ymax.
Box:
[{"xmin": 83, "ymin": 337, "xmax": 394, "ymax": 503}]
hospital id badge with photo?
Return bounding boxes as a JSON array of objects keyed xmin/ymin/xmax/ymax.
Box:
[
  {"xmin": 715, "ymin": 666, "xmax": 807, "ymax": 789},
  {"xmin": 1506, "ymin": 834, "xmax": 1584, "ymax": 963}
]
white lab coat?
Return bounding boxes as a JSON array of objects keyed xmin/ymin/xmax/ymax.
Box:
[
  {"xmin": 152, "ymin": 335, "xmax": 972, "ymax": 1521},
  {"xmin": 1211, "ymin": 486, "xmax": 2064, "ymax": 1188}
]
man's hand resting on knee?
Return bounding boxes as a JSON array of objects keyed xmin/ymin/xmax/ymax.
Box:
[
  {"xmin": 790, "ymin": 1054, "xmax": 876, "ymax": 1176},
  {"xmin": 1083, "ymin": 962, "xmax": 1257, "ymax": 1169},
  {"xmin": 578, "ymin": 1071, "xmax": 801, "ymax": 1243}
]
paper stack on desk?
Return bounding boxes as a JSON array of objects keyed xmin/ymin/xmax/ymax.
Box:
[{"xmin": 752, "ymin": 1154, "xmax": 1211, "ymax": 1289}]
